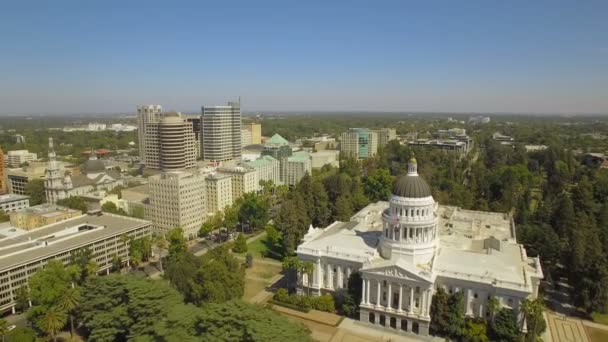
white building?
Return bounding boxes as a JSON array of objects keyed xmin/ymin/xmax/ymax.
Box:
[
  {"xmin": 5, "ymin": 150, "xmax": 37, "ymax": 168},
  {"xmin": 148, "ymin": 170, "xmax": 206, "ymax": 239},
  {"xmin": 201, "ymin": 102, "xmax": 242, "ymax": 162},
  {"xmin": 44, "ymin": 139, "xmax": 123, "ymax": 204},
  {"xmin": 296, "ymin": 157, "xmax": 542, "ymax": 336},
  {"xmin": 218, "ymin": 166, "xmax": 259, "ymax": 199},
  {"xmin": 0, "ymin": 194, "xmax": 29, "ymax": 213},
  {"xmin": 310, "ymin": 150, "xmax": 340, "ymax": 169},
  {"xmin": 87, "ymin": 123, "xmax": 107, "ymax": 131},
  {"xmin": 285, "ymin": 151, "xmax": 312, "ymax": 186},
  {"xmin": 244, "ymin": 156, "xmax": 281, "ymax": 185},
  {"xmin": 0, "ymin": 212, "xmax": 151, "ymax": 313},
  {"xmin": 205, "ymin": 173, "xmax": 233, "ymax": 213}
]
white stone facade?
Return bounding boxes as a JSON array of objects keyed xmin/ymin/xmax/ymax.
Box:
[
  {"xmin": 296, "ymin": 159, "xmax": 543, "ymax": 337},
  {"xmin": 205, "ymin": 173, "xmax": 233, "ymax": 213},
  {"xmin": 218, "ymin": 166, "xmax": 259, "ymax": 199},
  {"xmin": 148, "ymin": 170, "xmax": 206, "ymax": 239}
]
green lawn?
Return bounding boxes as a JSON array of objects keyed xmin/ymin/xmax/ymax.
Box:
[
  {"xmin": 591, "ymin": 312, "xmax": 608, "ymax": 325},
  {"xmin": 237, "ymin": 237, "xmax": 283, "ymax": 261},
  {"xmin": 586, "ymin": 326, "xmax": 608, "ymax": 342},
  {"xmin": 243, "ymin": 279, "xmax": 268, "ymax": 301}
]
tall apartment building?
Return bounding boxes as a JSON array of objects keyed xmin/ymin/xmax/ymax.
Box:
[
  {"xmin": 201, "ymin": 102, "xmax": 241, "ymax": 162},
  {"xmin": 5, "ymin": 150, "xmax": 37, "ymax": 168},
  {"xmin": 262, "ymin": 134, "xmax": 293, "ymax": 183},
  {"xmin": 218, "ymin": 166, "xmax": 259, "ymax": 199},
  {"xmin": 373, "ymin": 128, "xmax": 397, "ymax": 148},
  {"xmin": 137, "ymin": 105, "xmax": 163, "ymax": 160},
  {"xmin": 140, "ymin": 110, "xmax": 198, "ymax": 170},
  {"xmin": 186, "ymin": 117, "xmax": 202, "ymax": 158},
  {"xmin": 340, "ymin": 128, "xmax": 378, "ymax": 159},
  {"xmin": 0, "ymin": 212, "xmax": 151, "ymax": 313},
  {"xmin": 285, "ymin": 151, "xmax": 312, "ymax": 186},
  {"xmin": 148, "ymin": 170, "xmax": 206, "ymax": 239},
  {"xmin": 205, "ymin": 173, "xmax": 233, "ymax": 213},
  {"xmin": 244, "ymin": 156, "xmax": 281, "ymax": 185},
  {"xmin": 0, "ymin": 146, "xmax": 5, "ymax": 194},
  {"xmin": 242, "ymin": 123, "xmax": 262, "ymax": 145}
]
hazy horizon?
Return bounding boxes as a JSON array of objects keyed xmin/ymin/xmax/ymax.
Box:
[{"xmin": 1, "ymin": 1, "xmax": 607, "ymax": 115}]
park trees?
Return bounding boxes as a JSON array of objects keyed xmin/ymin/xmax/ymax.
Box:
[
  {"xmin": 56, "ymin": 196, "xmax": 88, "ymax": 212},
  {"xmin": 238, "ymin": 192, "xmax": 269, "ymax": 231},
  {"xmin": 165, "ymin": 245, "xmax": 245, "ymax": 305},
  {"xmin": 363, "ymin": 168, "xmax": 393, "ymax": 202},
  {"xmin": 25, "ymin": 179, "xmax": 46, "ymax": 205}
]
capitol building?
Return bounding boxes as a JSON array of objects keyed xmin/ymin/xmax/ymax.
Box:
[{"xmin": 296, "ymin": 157, "xmax": 543, "ymax": 336}]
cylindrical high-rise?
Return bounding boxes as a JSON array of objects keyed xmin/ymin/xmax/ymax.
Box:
[{"xmin": 201, "ymin": 101, "xmax": 241, "ymax": 162}]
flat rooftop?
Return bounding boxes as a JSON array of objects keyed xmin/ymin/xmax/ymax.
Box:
[
  {"xmin": 0, "ymin": 213, "xmax": 150, "ymax": 272},
  {"xmin": 0, "ymin": 194, "xmax": 29, "ymax": 203}
]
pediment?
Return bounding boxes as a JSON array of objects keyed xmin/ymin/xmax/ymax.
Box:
[{"xmin": 361, "ymin": 261, "xmax": 433, "ymax": 284}]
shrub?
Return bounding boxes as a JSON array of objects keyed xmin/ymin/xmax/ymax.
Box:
[
  {"xmin": 314, "ymin": 294, "xmax": 335, "ymax": 312},
  {"xmin": 245, "ymin": 253, "xmax": 253, "ymax": 268},
  {"xmin": 233, "ymin": 233, "xmax": 248, "ymax": 253},
  {"xmin": 272, "ymin": 289, "xmax": 335, "ymax": 313},
  {"xmin": 274, "ymin": 288, "xmax": 289, "ymax": 303}
]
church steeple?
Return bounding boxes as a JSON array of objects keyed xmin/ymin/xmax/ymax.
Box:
[{"xmin": 45, "ymin": 137, "xmax": 64, "ymax": 204}]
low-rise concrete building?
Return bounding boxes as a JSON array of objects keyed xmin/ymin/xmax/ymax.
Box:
[
  {"xmin": 218, "ymin": 166, "xmax": 259, "ymax": 199},
  {"xmin": 0, "ymin": 194, "xmax": 29, "ymax": 213},
  {"xmin": 310, "ymin": 150, "xmax": 340, "ymax": 169},
  {"xmin": 9, "ymin": 204, "xmax": 81, "ymax": 230},
  {"xmin": 0, "ymin": 212, "xmax": 152, "ymax": 313},
  {"xmin": 285, "ymin": 151, "xmax": 312, "ymax": 186},
  {"xmin": 5, "ymin": 150, "xmax": 37, "ymax": 168}
]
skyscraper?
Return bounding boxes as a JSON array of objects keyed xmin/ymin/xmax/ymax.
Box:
[
  {"xmin": 137, "ymin": 106, "xmax": 197, "ymax": 171},
  {"xmin": 201, "ymin": 101, "xmax": 241, "ymax": 162},
  {"xmin": 0, "ymin": 146, "xmax": 6, "ymax": 194},
  {"xmin": 137, "ymin": 105, "xmax": 163, "ymax": 161}
]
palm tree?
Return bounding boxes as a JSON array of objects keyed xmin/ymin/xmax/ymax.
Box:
[
  {"xmin": 488, "ymin": 296, "xmax": 500, "ymax": 322},
  {"xmin": 58, "ymin": 287, "xmax": 81, "ymax": 338},
  {"xmin": 38, "ymin": 306, "xmax": 67, "ymax": 342},
  {"xmin": 521, "ymin": 298, "xmax": 543, "ymax": 341},
  {"xmin": 154, "ymin": 235, "xmax": 168, "ymax": 272},
  {"xmin": 299, "ymin": 262, "xmax": 314, "ymax": 296},
  {"xmin": 0, "ymin": 319, "xmax": 9, "ymax": 342}
]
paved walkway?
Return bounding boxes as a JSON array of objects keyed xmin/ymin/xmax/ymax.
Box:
[{"xmin": 546, "ymin": 311, "xmax": 590, "ymax": 342}]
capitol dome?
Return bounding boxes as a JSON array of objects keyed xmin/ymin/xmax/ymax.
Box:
[{"xmin": 392, "ymin": 156, "xmax": 431, "ymax": 198}]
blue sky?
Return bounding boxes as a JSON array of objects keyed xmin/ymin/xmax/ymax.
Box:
[{"xmin": 1, "ymin": 1, "xmax": 607, "ymax": 114}]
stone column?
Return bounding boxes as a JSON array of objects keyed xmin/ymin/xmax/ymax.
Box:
[
  {"xmin": 388, "ymin": 282, "xmax": 392, "ymax": 309},
  {"xmin": 337, "ymin": 265, "xmax": 342, "ymax": 289},
  {"xmin": 366, "ymin": 279, "xmax": 371, "ymax": 304},
  {"xmin": 421, "ymin": 290, "xmax": 427, "ymax": 315},
  {"xmin": 399, "ymin": 285, "xmax": 403, "ymax": 311},
  {"xmin": 409, "ymin": 287, "xmax": 414, "ymax": 313},
  {"xmin": 326, "ymin": 263, "xmax": 332, "ymax": 289},
  {"xmin": 362, "ymin": 278, "xmax": 367, "ymax": 305},
  {"xmin": 376, "ymin": 280, "xmax": 381, "ymax": 307},
  {"xmin": 315, "ymin": 258, "xmax": 321, "ymax": 288}
]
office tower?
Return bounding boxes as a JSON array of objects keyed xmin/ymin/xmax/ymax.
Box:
[
  {"xmin": 373, "ymin": 128, "xmax": 397, "ymax": 148},
  {"xmin": 186, "ymin": 117, "xmax": 202, "ymax": 158},
  {"xmin": 201, "ymin": 101, "xmax": 241, "ymax": 162},
  {"xmin": 242, "ymin": 123, "xmax": 262, "ymax": 145},
  {"xmin": 241, "ymin": 129, "xmax": 252, "ymax": 147},
  {"xmin": 148, "ymin": 170, "xmax": 206, "ymax": 239},
  {"xmin": 140, "ymin": 110, "xmax": 197, "ymax": 170},
  {"xmin": 0, "ymin": 146, "xmax": 5, "ymax": 194},
  {"xmin": 340, "ymin": 128, "xmax": 378, "ymax": 159},
  {"xmin": 137, "ymin": 105, "xmax": 163, "ymax": 161},
  {"xmin": 205, "ymin": 173, "xmax": 233, "ymax": 213}
]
